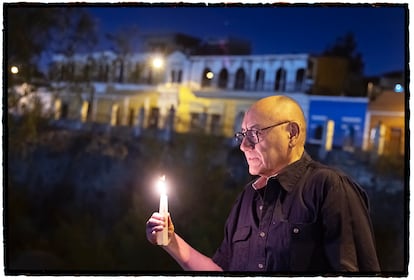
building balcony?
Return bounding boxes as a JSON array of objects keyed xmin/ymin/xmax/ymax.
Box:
[{"xmin": 192, "ymin": 80, "xmax": 313, "ymax": 98}]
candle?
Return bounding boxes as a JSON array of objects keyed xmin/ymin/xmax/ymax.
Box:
[{"xmin": 156, "ymin": 175, "xmax": 169, "ymax": 246}]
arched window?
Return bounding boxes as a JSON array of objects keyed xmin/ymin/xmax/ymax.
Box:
[
  {"xmin": 177, "ymin": 70, "xmax": 182, "ymax": 83},
  {"xmin": 201, "ymin": 68, "xmax": 213, "ymax": 87},
  {"xmin": 218, "ymin": 69, "xmax": 228, "ymax": 89},
  {"xmin": 234, "ymin": 68, "xmax": 245, "ymax": 90},
  {"xmin": 131, "ymin": 62, "xmax": 142, "ymax": 83},
  {"xmin": 295, "ymin": 68, "xmax": 305, "ymax": 91},
  {"xmin": 170, "ymin": 69, "xmax": 183, "ymax": 83},
  {"xmin": 98, "ymin": 63, "xmax": 104, "ymax": 81},
  {"xmin": 60, "ymin": 64, "xmax": 66, "ymax": 81},
  {"xmin": 255, "ymin": 69, "xmax": 265, "ymax": 90},
  {"xmin": 83, "ymin": 64, "xmax": 91, "ymax": 82},
  {"xmin": 69, "ymin": 62, "xmax": 75, "ymax": 81},
  {"xmin": 274, "ymin": 68, "xmax": 286, "ymax": 91},
  {"xmin": 171, "ymin": 70, "xmax": 176, "ymax": 83},
  {"xmin": 104, "ymin": 64, "xmax": 109, "ymax": 82},
  {"xmin": 117, "ymin": 59, "xmax": 124, "ymax": 83}
]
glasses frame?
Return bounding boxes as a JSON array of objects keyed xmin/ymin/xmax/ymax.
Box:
[{"xmin": 235, "ymin": 120, "xmax": 291, "ymax": 145}]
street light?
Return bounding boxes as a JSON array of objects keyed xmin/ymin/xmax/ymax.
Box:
[
  {"xmin": 9, "ymin": 65, "xmax": 20, "ymax": 86},
  {"xmin": 150, "ymin": 56, "xmax": 164, "ymax": 84},
  {"xmin": 11, "ymin": 66, "xmax": 19, "ymax": 74},
  {"xmin": 152, "ymin": 56, "xmax": 164, "ymax": 69},
  {"xmin": 206, "ymin": 71, "xmax": 214, "ymax": 79}
]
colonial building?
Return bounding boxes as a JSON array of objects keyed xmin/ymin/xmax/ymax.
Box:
[
  {"xmin": 47, "ymin": 39, "xmax": 404, "ymax": 155},
  {"xmin": 364, "ymin": 71, "xmax": 406, "ymax": 156}
]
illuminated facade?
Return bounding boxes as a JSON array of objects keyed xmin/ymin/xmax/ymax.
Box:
[
  {"xmin": 48, "ymin": 50, "xmax": 405, "ymax": 154},
  {"xmin": 48, "ymin": 50, "xmax": 318, "ymax": 138}
]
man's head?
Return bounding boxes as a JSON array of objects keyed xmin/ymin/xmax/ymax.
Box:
[{"xmin": 237, "ymin": 95, "xmax": 307, "ymax": 177}]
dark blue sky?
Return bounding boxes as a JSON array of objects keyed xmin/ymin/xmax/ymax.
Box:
[{"xmin": 87, "ymin": 4, "xmax": 407, "ymax": 77}]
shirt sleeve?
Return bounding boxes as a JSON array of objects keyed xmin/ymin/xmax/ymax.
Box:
[
  {"xmin": 212, "ymin": 228, "xmax": 230, "ymax": 270},
  {"xmin": 212, "ymin": 189, "xmax": 248, "ymax": 271},
  {"xmin": 319, "ymin": 169, "xmax": 380, "ymax": 272},
  {"xmin": 212, "ymin": 203, "xmax": 239, "ymax": 270}
]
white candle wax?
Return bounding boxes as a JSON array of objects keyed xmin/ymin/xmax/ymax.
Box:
[{"xmin": 156, "ymin": 176, "xmax": 169, "ymax": 246}]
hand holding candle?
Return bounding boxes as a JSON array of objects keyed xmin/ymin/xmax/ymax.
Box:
[{"xmin": 156, "ymin": 175, "xmax": 169, "ymax": 246}]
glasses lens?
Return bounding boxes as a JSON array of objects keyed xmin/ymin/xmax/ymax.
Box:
[
  {"xmin": 235, "ymin": 130, "xmax": 259, "ymax": 145},
  {"xmin": 245, "ymin": 130, "xmax": 258, "ymax": 145},
  {"xmin": 235, "ymin": 132, "xmax": 244, "ymax": 143}
]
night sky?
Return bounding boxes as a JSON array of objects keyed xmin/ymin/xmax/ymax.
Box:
[{"xmin": 86, "ymin": 3, "xmax": 407, "ymax": 77}]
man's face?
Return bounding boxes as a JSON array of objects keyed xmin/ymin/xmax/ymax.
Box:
[{"xmin": 239, "ymin": 109, "xmax": 291, "ymax": 177}]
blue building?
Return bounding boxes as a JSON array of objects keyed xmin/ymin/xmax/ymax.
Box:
[{"xmin": 307, "ymin": 96, "xmax": 369, "ymax": 151}]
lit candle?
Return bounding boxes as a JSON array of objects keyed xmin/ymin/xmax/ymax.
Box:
[{"xmin": 156, "ymin": 175, "xmax": 169, "ymax": 246}]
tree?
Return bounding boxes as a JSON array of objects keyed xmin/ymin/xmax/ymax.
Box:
[
  {"xmin": 105, "ymin": 25, "xmax": 140, "ymax": 83},
  {"xmin": 5, "ymin": 5, "xmax": 98, "ymax": 83},
  {"xmin": 323, "ymin": 32, "xmax": 366, "ymax": 96},
  {"xmin": 50, "ymin": 8, "xmax": 98, "ymax": 56}
]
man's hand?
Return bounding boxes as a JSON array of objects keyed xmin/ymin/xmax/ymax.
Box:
[{"xmin": 146, "ymin": 212, "xmax": 175, "ymax": 245}]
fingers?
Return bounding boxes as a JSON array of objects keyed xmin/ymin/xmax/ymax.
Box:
[
  {"xmin": 146, "ymin": 212, "xmax": 168, "ymax": 244},
  {"xmin": 147, "ymin": 213, "xmax": 166, "ymax": 227}
]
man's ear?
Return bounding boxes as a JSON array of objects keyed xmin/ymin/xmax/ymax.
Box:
[{"xmin": 289, "ymin": 122, "xmax": 300, "ymax": 140}]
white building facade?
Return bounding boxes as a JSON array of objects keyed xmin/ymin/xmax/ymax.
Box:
[{"xmin": 50, "ymin": 51, "xmax": 314, "ymax": 94}]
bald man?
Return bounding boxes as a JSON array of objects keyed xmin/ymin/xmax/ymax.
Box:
[{"xmin": 145, "ymin": 95, "xmax": 380, "ymax": 274}]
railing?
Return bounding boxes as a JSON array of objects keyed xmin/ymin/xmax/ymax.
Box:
[{"xmin": 200, "ymin": 80, "xmax": 313, "ymax": 93}]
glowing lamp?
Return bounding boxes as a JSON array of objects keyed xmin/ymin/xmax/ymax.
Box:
[{"xmin": 11, "ymin": 66, "xmax": 19, "ymax": 74}]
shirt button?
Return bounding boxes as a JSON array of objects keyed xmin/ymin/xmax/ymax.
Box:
[
  {"xmin": 259, "ymin": 205, "xmax": 263, "ymax": 211},
  {"xmin": 258, "ymin": 263, "xmax": 264, "ymax": 269},
  {"xmin": 293, "ymin": 227, "xmax": 300, "ymax": 234},
  {"xmin": 259, "ymin": 231, "xmax": 266, "ymax": 238}
]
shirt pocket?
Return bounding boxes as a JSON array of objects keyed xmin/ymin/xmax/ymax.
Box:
[
  {"xmin": 289, "ymin": 222, "xmax": 323, "ymax": 271},
  {"xmin": 230, "ymin": 226, "xmax": 252, "ymax": 270}
]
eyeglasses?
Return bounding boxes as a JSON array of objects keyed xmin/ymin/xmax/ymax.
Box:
[{"xmin": 234, "ymin": 120, "xmax": 291, "ymax": 145}]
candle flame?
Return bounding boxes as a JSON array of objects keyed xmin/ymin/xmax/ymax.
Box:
[{"xmin": 156, "ymin": 175, "xmax": 167, "ymax": 195}]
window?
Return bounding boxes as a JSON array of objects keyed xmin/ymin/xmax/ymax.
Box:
[
  {"xmin": 201, "ymin": 68, "xmax": 213, "ymax": 87},
  {"xmin": 218, "ymin": 69, "xmax": 228, "ymax": 89},
  {"xmin": 171, "ymin": 69, "xmax": 183, "ymax": 83},
  {"xmin": 234, "ymin": 68, "xmax": 245, "ymax": 90},
  {"xmin": 307, "ymin": 59, "xmax": 314, "ymax": 78},
  {"xmin": 128, "ymin": 108, "xmax": 135, "ymax": 126},
  {"xmin": 210, "ymin": 114, "xmax": 221, "ymax": 135},
  {"xmin": 190, "ymin": 112, "xmax": 200, "ymax": 131},
  {"xmin": 177, "ymin": 70, "xmax": 183, "ymax": 83},
  {"xmin": 389, "ymin": 127, "xmax": 402, "ymax": 155},
  {"xmin": 295, "ymin": 69, "xmax": 305, "ymax": 91},
  {"xmin": 255, "ymin": 69, "xmax": 265, "ymax": 90},
  {"xmin": 314, "ymin": 125, "xmax": 323, "ymax": 140},
  {"xmin": 148, "ymin": 107, "xmax": 160, "ymax": 129},
  {"xmin": 274, "ymin": 68, "xmax": 286, "ymax": 91}
]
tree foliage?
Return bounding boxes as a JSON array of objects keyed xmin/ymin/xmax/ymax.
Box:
[
  {"xmin": 5, "ymin": 5, "xmax": 98, "ymax": 81},
  {"xmin": 50, "ymin": 7, "xmax": 98, "ymax": 57},
  {"xmin": 105, "ymin": 25, "xmax": 140, "ymax": 82},
  {"xmin": 323, "ymin": 32, "xmax": 367, "ymax": 96},
  {"xmin": 323, "ymin": 32, "xmax": 364, "ymax": 75},
  {"xmin": 106, "ymin": 25, "xmax": 140, "ymax": 56}
]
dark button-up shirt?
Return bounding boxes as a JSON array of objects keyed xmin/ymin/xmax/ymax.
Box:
[{"xmin": 212, "ymin": 152, "xmax": 380, "ymax": 273}]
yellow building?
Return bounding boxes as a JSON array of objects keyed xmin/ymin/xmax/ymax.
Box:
[
  {"xmin": 364, "ymin": 89, "xmax": 405, "ymax": 156},
  {"xmin": 175, "ymin": 86, "xmax": 255, "ymax": 137}
]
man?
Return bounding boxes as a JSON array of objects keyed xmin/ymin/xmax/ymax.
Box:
[{"xmin": 145, "ymin": 95, "xmax": 380, "ymax": 273}]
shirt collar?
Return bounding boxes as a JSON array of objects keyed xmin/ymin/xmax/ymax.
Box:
[
  {"xmin": 276, "ymin": 151, "xmax": 312, "ymax": 192},
  {"xmin": 251, "ymin": 151, "xmax": 312, "ymax": 192},
  {"xmin": 252, "ymin": 174, "xmax": 278, "ymax": 190}
]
